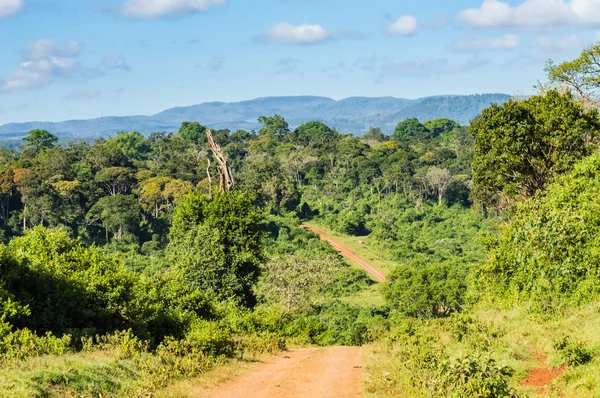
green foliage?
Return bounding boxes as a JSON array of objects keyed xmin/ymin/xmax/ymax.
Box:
[
  {"xmin": 471, "ymin": 90, "xmax": 600, "ymax": 208},
  {"xmin": 384, "ymin": 261, "xmax": 468, "ymax": 318},
  {"xmin": 423, "ymin": 118, "xmax": 461, "ymax": 138},
  {"xmin": 22, "ymin": 129, "xmax": 58, "ymax": 153},
  {"xmin": 168, "ymin": 191, "xmax": 264, "ymax": 306},
  {"xmin": 392, "ymin": 118, "xmax": 431, "ymax": 141},
  {"xmin": 545, "ymin": 41, "xmax": 600, "ymax": 103},
  {"xmin": 553, "ymin": 336, "xmax": 595, "ymax": 366},
  {"xmin": 476, "ymin": 152, "xmax": 600, "ymax": 308}
]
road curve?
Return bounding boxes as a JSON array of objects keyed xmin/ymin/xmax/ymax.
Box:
[
  {"xmin": 201, "ymin": 346, "xmax": 363, "ymax": 398},
  {"xmin": 303, "ymin": 224, "xmax": 387, "ymax": 283}
]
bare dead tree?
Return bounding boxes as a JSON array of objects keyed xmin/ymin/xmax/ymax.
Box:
[
  {"xmin": 206, "ymin": 156, "xmax": 213, "ymax": 200},
  {"xmin": 206, "ymin": 129, "xmax": 234, "ymax": 194}
]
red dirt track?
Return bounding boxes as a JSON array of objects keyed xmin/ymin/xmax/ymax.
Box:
[
  {"xmin": 201, "ymin": 346, "xmax": 363, "ymax": 398},
  {"xmin": 303, "ymin": 224, "xmax": 387, "ymax": 283}
]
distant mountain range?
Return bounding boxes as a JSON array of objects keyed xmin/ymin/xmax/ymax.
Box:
[{"xmin": 0, "ymin": 94, "xmax": 511, "ymax": 142}]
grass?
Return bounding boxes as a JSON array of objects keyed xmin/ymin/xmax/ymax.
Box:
[
  {"xmin": 304, "ymin": 222, "xmax": 398, "ymax": 277},
  {"xmin": 0, "ymin": 344, "xmax": 284, "ymax": 397},
  {"xmin": 363, "ymin": 302, "xmax": 600, "ymax": 397}
]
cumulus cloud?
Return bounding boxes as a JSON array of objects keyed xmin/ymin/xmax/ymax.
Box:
[
  {"xmin": 66, "ymin": 89, "xmax": 102, "ymax": 100},
  {"xmin": 0, "ymin": 0, "xmax": 23, "ymax": 19},
  {"xmin": 264, "ymin": 23, "xmax": 330, "ymax": 44},
  {"xmin": 118, "ymin": 0, "xmax": 226, "ymax": 18},
  {"xmin": 387, "ymin": 15, "xmax": 418, "ymax": 36},
  {"xmin": 453, "ymin": 34, "xmax": 520, "ymax": 52},
  {"xmin": 0, "ymin": 40, "xmax": 92, "ymax": 92},
  {"xmin": 460, "ymin": 0, "xmax": 600, "ymax": 28}
]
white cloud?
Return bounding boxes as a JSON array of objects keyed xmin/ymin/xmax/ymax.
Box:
[
  {"xmin": 0, "ymin": 0, "xmax": 23, "ymax": 19},
  {"xmin": 454, "ymin": 34, "xmax": 520, "ymax": 52},
  {"xmin": 274, "ymin": 58, "xmax": 302, "ymax": 74},
  {"xmin": 387, "ymin": 15, "xmax": 418, "ymax": 36},
  {"xmin": 119, "ymin": 0, "xmax": 226, "ymax": 18},
  {"xmin": 264, "ymin": 23, "xmax": 330, "ymax": 44},
  {"xmin": 0, "ymin": 40, "xmax": 101, "ymax": 92},
  {"xmin": 460, "ymin": 0, "xmax": 600, "ymax": 28},
  {"xmin": 25, "ymin": 39, "xmax": 83, "ymax": 60}
]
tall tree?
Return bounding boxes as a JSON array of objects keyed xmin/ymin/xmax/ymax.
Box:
[{"xmin": 471, "ymin": 90, "xmax": 600, "ymax": 209}]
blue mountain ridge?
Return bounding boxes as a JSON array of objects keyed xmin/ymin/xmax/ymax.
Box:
[{"xmin": 0, "ymin": 94, "xmax": 510, "ymax": 141}]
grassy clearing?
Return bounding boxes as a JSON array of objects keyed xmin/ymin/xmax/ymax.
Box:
[
  {"xmin": 0, "ymin": 343, "xmax": 284, "ymax": 397},
  {"xmin": 304, "ymin": 223, "xmax": 398, "ymax": 277},
  {"xmin": 363, "ymin": 302, "xmax": 600, "ymax": 397}
]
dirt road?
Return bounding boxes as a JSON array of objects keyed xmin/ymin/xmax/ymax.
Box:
[
  {"xmin": 202, "ymin": 346, "xmax": 363, "ymax": 398},
  {"xmin": 304, "ymin": 224, "xmax": 387, "ymax": 283}
]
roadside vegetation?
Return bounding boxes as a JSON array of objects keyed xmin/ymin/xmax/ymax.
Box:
[{"xmin": 1, "ymin": 42, "xmax": 600, "ymax": 397}]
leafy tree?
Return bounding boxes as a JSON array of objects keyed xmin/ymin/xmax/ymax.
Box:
[
  {"xmin": 294, "ymin": 121, "xmax": 339, "ymax": 148},
  {"xmin": 545, "ymin": 41, "xmax": 600, "ymax": 104},
  {"xmin": 476, "ymin": 152, "xmax": 600, "ymax": 309},
  {"xmin": 258, "ymin": 115, "xmax": 289, "ymax": 138},
  {"xmin": 471, "ymin": 90, "xmax": 600, "ymax": 208},
  {"xmin": 110, "ymin": 131, "xmax": 150, "ymax": 160},
  {"xmin": 22, "ymin": 130, "xmax": 58, "ymax": 153},
  {"xmin": 87, "ymin": 194, "xmax": 141, "ymax": 241},
  {"xmin": 423, "ymin": 118, "xmax": 460, "ymax": 138},
  {"xmin": 363, "ymin": 127, "xmax": 386, "ymax": 142},
  {"xmin": 260, "ymin": 253, "xmax": 344, "ymax": 311},
  {"xmin": 167, "ymin": 191, "xmax": 263, "ymax": 306},
  {"xmin": 384, "ymin": 260, "xmax": 467, "ymax": 318},
  {"xmin": 178, "ymin": 122, "xmax": 208, "ymax": 144},
  {"xmin": 392, "ymin": 118, "xmax": 430, "ymax": 141},
  {"xmin": 95, "ymin": 167, "xmax": 133, "ymax": 196}
]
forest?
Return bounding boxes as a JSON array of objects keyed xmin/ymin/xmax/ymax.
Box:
[{"xmin": 1, "ymin": 43, "xmax": 600, "ymax": 397}]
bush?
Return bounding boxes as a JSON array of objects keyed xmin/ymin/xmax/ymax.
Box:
[
  {"xmin": 553, "ymin": 336, "xmax": 595, "ymax": 366},
  {"xmin": 384, "ymin": 260, "xmax": 468, "ymax": 318},
  {"xmin": 477, "ymin": 153, "xmax": 600, "ymax": 308}
]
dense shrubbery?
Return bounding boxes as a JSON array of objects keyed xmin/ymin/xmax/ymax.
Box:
[{"xmin": 475, "ymin": 152, "xmax": 600, "ymax": 310}]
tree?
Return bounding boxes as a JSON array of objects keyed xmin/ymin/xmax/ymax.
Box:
[
  {"xmin": 261, "ymin": 253, "xmax": 345, "ymax": 311},
  {"xmin": 110, "ymin": 131, "xmax": 150, "ymax": 160},
  {"xmin": 423, "ymin": 119, "xmax": 460, "ymax": 138},
  {"xmin": 392, "ymin": 118, "xmax": 430, "ymax": 141},
  {"xmin": 425, "ymin": 167, "xmax": 453, "ymax": 205},
  {"xmin": 363, "ymin": 127, "xmax": 386, "ymax": 142},
  {"xmin": 87, "ymin": 194, "xmax": 141, "ymax": 241},
  {"xmin": 258, "ymin": 115, "xmax": 289, "ymax": 138},
  {"xmin": 22, "ymin": 130, "xmax": 57, "ymax": 153},
  {"xmin": 471, "ymin": 90, "xmax": 600, "ymax": 208},
  {"xmin": 178, "ymin": 122, "xmax": 208, "ymax": 144},
  {"xmin": 95, "ymin": 167, "xmax": 133, "ymax": 196},
  {"xmin": 545, "ymin": 41, "xmax": 600, "ymax": 104},
  {"xmin": 294, "ymin": 121, "xmax": 339, "ymax": 148},
  {"xmin": 167, "ymin": 191, "xmax": 263, "ymax": 306}
]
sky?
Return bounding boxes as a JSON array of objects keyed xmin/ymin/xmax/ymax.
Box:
[{"xmin": 1, "ymin": 0, "xmax": 600, "ymax": 125}]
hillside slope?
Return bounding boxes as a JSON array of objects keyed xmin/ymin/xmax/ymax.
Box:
[{"xmin": 0, "ymin": 93, "xmax": 509, "ymax": 141}]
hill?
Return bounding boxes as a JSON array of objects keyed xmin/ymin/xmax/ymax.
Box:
[{"xmin": 0, "ymin": 94, "xmax": 510, "ymax": 142}]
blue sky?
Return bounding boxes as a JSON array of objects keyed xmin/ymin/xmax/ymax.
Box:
[{"xmin": 1, "ymin": 0, "xmax": 600, "ymax": 124}]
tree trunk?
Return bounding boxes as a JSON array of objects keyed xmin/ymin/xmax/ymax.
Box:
[
  {"xmin": 207, "ymin": 157, "xmax": 213, "ymax": 200},
  {"xmin": 206, "ymin": 129, "xmax": 234, "ymax": 193},
  {"xmin": 23, "ymin": 203, "xmax": 26, "ymax": 231}
]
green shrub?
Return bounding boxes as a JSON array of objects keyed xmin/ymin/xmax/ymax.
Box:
[
  {"xmin": 477, "ymin": 152, "xmax": 600, "ymax": 308},
  {"xmin": 553, "ymin": 336, "xmax": 595, "ymax": 366}
]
